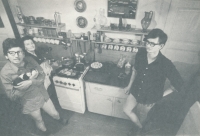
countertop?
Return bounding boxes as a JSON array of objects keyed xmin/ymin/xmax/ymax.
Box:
[{"xmin": 83, "ymin": 62, "xmax": 131, "ymax": 88}]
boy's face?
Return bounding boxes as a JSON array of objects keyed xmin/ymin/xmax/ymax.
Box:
[
  {"xmin": 145, "ymin": 37, "xmax": 164, "ymax": 53},
  {"xmin": 5, "ymin": 47, "xmax": 25, "ymax": 64}
]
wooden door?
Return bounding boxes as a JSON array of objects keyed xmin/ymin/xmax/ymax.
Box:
[{"xmin": 162, "ymin": 0, "xmax": 200, "ymax": 64}]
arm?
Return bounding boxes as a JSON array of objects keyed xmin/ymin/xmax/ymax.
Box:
[
  {"xmin": 122, "ymin": 49, "xmax": 141, "ymax": 94},
  {"xmin": 0, "ymin": 73, "xmax": 25, "ymax": 100},
  {"xmin": 165, "ymin": 61, "xmax": 184, "ymax": 92},
  {"xmin": 26, "ymin": 56, "xmax": 45, "ymax": 86},
  {"xmin": 123, "ymin": 67, "xmax": 137, "ymax": 94}
]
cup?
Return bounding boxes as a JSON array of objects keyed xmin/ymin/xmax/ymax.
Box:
[
  {"xmin": 126, "ymin": 24, "xmax": 131, "ymax": 29},
  {"xmin": 33, "ymin": 37, "xmax": 38, "ymax": 42},
  {"xmin": 110, "ymin": 23, "xmax": 115, "ymax": 30}
]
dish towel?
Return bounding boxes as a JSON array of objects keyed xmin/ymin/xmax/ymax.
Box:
[{"xmin": 40, "ymin": 62, "xmax": 53, "ymax": 90}]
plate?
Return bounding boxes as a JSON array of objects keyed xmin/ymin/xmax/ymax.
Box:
[
  {"xmin": 74, "ymin": 0, "xmax": 86, "ymax": 12},
  {"xmin": 76, "ymin": 16, "xmax": 88, "ymax": 28},
  {"xmin": 91, "ymin": 62, "xmax": 103, "ymax": 69}
]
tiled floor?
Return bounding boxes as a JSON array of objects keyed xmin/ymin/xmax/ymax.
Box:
[
  {"xmin": 0, "ymin": 93, "xmax": 133, "ymax": 136},
  {"xmin": 0, "ymin": 87, "xmax": 197, "ymax": 136}
]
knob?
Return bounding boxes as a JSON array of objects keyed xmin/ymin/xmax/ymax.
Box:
[
  {"xmin": 59, "ymin": 81, "xmax": 63, "ymax": 84},
  {"xmin": 55, "ymin": 80, "xmax": 58, "ymax": 83},
  {"xmin": 72, "ymin": 84, "xmax": 75, "ymax": 86},
  {"xmin": 68, "ymin": 83, "xmax": 71, "ymax": 86},
  {"xmin": 63, "ymin": 82, "xmax": 67, "ymax": 85}
]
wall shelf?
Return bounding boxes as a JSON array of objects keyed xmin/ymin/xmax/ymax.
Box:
[
  {"xmin": 16, "ymin": 22, "xmax": 66, "ymax": 40},
  {"xmin": 92, "ymin": 41, "xmax": 145, "ymax": 47},
  {"xmin": 96, "ymin": 27, "xmax": 150, "ymax": 46},
  {"xmin": 16, "ymin": 23, "xmax": 65, "ymax": 29},
  {"xmin": 97, "ymin": 27, "xmax": 150, "ymax": 35},
  {"xmin": 27, "ymin": 34, "xmax": 63, "ymax": 40}
]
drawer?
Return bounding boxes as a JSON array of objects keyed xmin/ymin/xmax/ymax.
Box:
[{"xmin": 85, "ymin": 82, "xmax": 128, "ymax": 98}]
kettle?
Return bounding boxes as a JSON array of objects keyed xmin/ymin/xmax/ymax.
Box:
[{"xmin": 54, "ymin": 12, "xmax": 61, "ymax": 26}]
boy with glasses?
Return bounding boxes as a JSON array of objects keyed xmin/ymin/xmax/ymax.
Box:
[
  {"xmin": 0, "ymin": 38, "xmax": 67, "ymax": 136},
  {"xmin": 122, "ymin": 29, "xmax": 184, "ymax": 135}
]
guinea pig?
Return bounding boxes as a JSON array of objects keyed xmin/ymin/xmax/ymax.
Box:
[
  {"xmin": 13, "ymin": 69, "xmax": 37, "ymax": 86},
  {"xmin": 13, "ymin": 72, "xmax": 31, "ymax": 86}
]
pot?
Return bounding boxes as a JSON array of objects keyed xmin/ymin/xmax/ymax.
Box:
[
  {"xmin": 36, "ymin": 17, "xmax": 44, "ymax": 24},
  {"xmin": 75, "ymin": 63, "xmax": 84, "ymax": 71},
  {"xmin": 61, "ymin": 58, "xmax": 74, "ymax": 68},
  {"xmin": 28, "ymin": 16, "xmax": 35, "ymax": 24}
]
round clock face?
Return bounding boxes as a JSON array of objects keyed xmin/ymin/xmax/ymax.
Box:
[
  {"xmin": 76, "ymin": 16, "xmax": 88, "ymax": 28},
  {"xmin": 74, "ymin": 0, "xmax": 86, "ymax": 12}
]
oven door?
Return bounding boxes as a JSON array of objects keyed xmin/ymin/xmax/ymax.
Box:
[{"xmin": 55, "ymin": 85, "xmax": 85, "ymax": 113}]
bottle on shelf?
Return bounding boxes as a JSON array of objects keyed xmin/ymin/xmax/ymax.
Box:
[
  {"xmin": 125, "ymin": 62, "xmax": 131, "ymax": 75},
  {"xmin": 16, "ymin": 6, "xmax": 24, "ymax": 24},
  {"xmin": 118, "ymin": 15, "xmax": 123, "ymax": 30},
  {"xmin": 100, "ymin": 33, "xmax": 105, "ymax": 42},
  {"xmin": 117, "ymin": 55, "xmax": 126, "ymax": 68}
]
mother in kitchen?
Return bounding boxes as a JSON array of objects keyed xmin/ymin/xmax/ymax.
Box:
[{"xmin": 122, "ymin": 28, "xmax": 184, "ymax": 135}]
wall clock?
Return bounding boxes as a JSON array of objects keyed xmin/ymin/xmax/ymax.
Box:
[
  {"xmin": 76, "ymin": 16, "xmax": 87, "ymax": 28},
  {"xmin": 74, "ymin": 0, "xmax": 87, "ymax": 12}
]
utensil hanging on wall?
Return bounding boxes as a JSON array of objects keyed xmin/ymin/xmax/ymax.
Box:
[
  {"xmin": 54, "ymin": 12, "xmax": 61, "ymax": 26},
  {"xmin": 85, "ymin": 31, "xmax": 95, "ymax": 63}
]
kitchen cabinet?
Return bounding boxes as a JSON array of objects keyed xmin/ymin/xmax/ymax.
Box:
[
  {"xmin": 16, "ymin": 23, "xmax": 65, "ymax": 40},
  {"xmin": 85, "ymin": 81, "xmax": 129, "ymax": 120},
  {"xmin": 113, "ymin": 98, "xmax": 128, "ymax": 119},
  {"xmin": 86, "ymin": 92, "xmax": 113, "ymax": 116},
  {"xmin": 93, "ymin": 28, "xmax": 150, "ymax": 49}
]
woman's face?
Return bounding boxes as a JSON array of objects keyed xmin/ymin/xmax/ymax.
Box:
[{"xmin": 24, "ymin": 39, "xmax": 35, "ymax": 52}]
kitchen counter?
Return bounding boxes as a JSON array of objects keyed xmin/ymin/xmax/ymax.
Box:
[{"xmin": 83, "ymin": 62, "xmax": 131, "ymax": 88}]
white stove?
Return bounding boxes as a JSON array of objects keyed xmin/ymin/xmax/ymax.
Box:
[{"xmin": 53, "ymin": 67, "xmax": 89, "ymax": 113}]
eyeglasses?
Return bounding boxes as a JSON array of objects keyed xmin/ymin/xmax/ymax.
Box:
[
  {"xmin": 145, "ymin": 41, "xmax": 160, "ymax": 47},
  {"xmin": 7, "ymin": 51, "xmax": 24, "ymax": 56}
]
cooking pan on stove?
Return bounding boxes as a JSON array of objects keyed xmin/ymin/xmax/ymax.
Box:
[
  {"xmin": 62, "ymin": 58, "xmax": 74, "ymax": 68},
  {"xmin": 55, "ymin": 67, "xmax": 80, "ymax": 78}
]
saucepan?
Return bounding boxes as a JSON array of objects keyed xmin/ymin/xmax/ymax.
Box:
[{"xmin": 61, "ymin": 58, "xmax": 74, "ymax": 68}]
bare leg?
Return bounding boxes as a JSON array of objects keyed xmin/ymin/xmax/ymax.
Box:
[
  {"xmin": 29, "ymin": 109, "xmax": 47, "ymax": 131},
  {"xmin": 42, "ymin": 98, "xmax": 60, "ymax": 120},
  {"xmin": 123, "ymin": 94, "xmax": 142, "ymax": 128}
]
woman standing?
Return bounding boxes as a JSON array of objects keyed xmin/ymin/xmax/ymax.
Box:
[{"xmin": 21, "ymin": 36, "xmax": 53, "ymax": 92}]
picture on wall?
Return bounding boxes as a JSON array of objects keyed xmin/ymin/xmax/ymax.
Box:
[
  {"xmin": 107, "ymin": 0, "xmax": 138, "ymax": 19},
  {"xmin": 0, "ymin": 16, "xmax": 4, "ymax": 28}
]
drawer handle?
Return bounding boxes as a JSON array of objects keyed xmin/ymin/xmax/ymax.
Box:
[
  {"xmin": 107, "ymin": 98, "xmax": 112, "ymax": 102},
  {"xmin": 94, "ymin": 87, "xmax": 102, "ymax": 91}
]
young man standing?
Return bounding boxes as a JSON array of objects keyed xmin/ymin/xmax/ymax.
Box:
[
  {"xmin": 0, "ymin": 38, "xmax": 67, "ymax": 136},
  {"xmin": 122, "ymin": 29, "xmax": 184, "ymax": 134}
]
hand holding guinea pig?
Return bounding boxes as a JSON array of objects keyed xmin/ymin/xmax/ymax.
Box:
[
  {"xmin": 13, "ymin": 69, "xmax": 38, "ymax": 86},
  {"xmin": 29, "ymin": 69, "xmax": 39, "ymax": 79}
]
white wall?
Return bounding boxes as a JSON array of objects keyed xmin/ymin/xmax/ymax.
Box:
[{"xmin": 16, "ymin": 0, "xmax": 168, "ymax": 33}]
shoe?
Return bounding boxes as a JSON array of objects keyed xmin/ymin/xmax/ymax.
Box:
[
  {"xmin": 58, "ymin": 118, "xmax": 68, "ymax": 125},
  {"xmin": 135, "ymin": 128, "xmax": 143, "ymax": 136}
]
